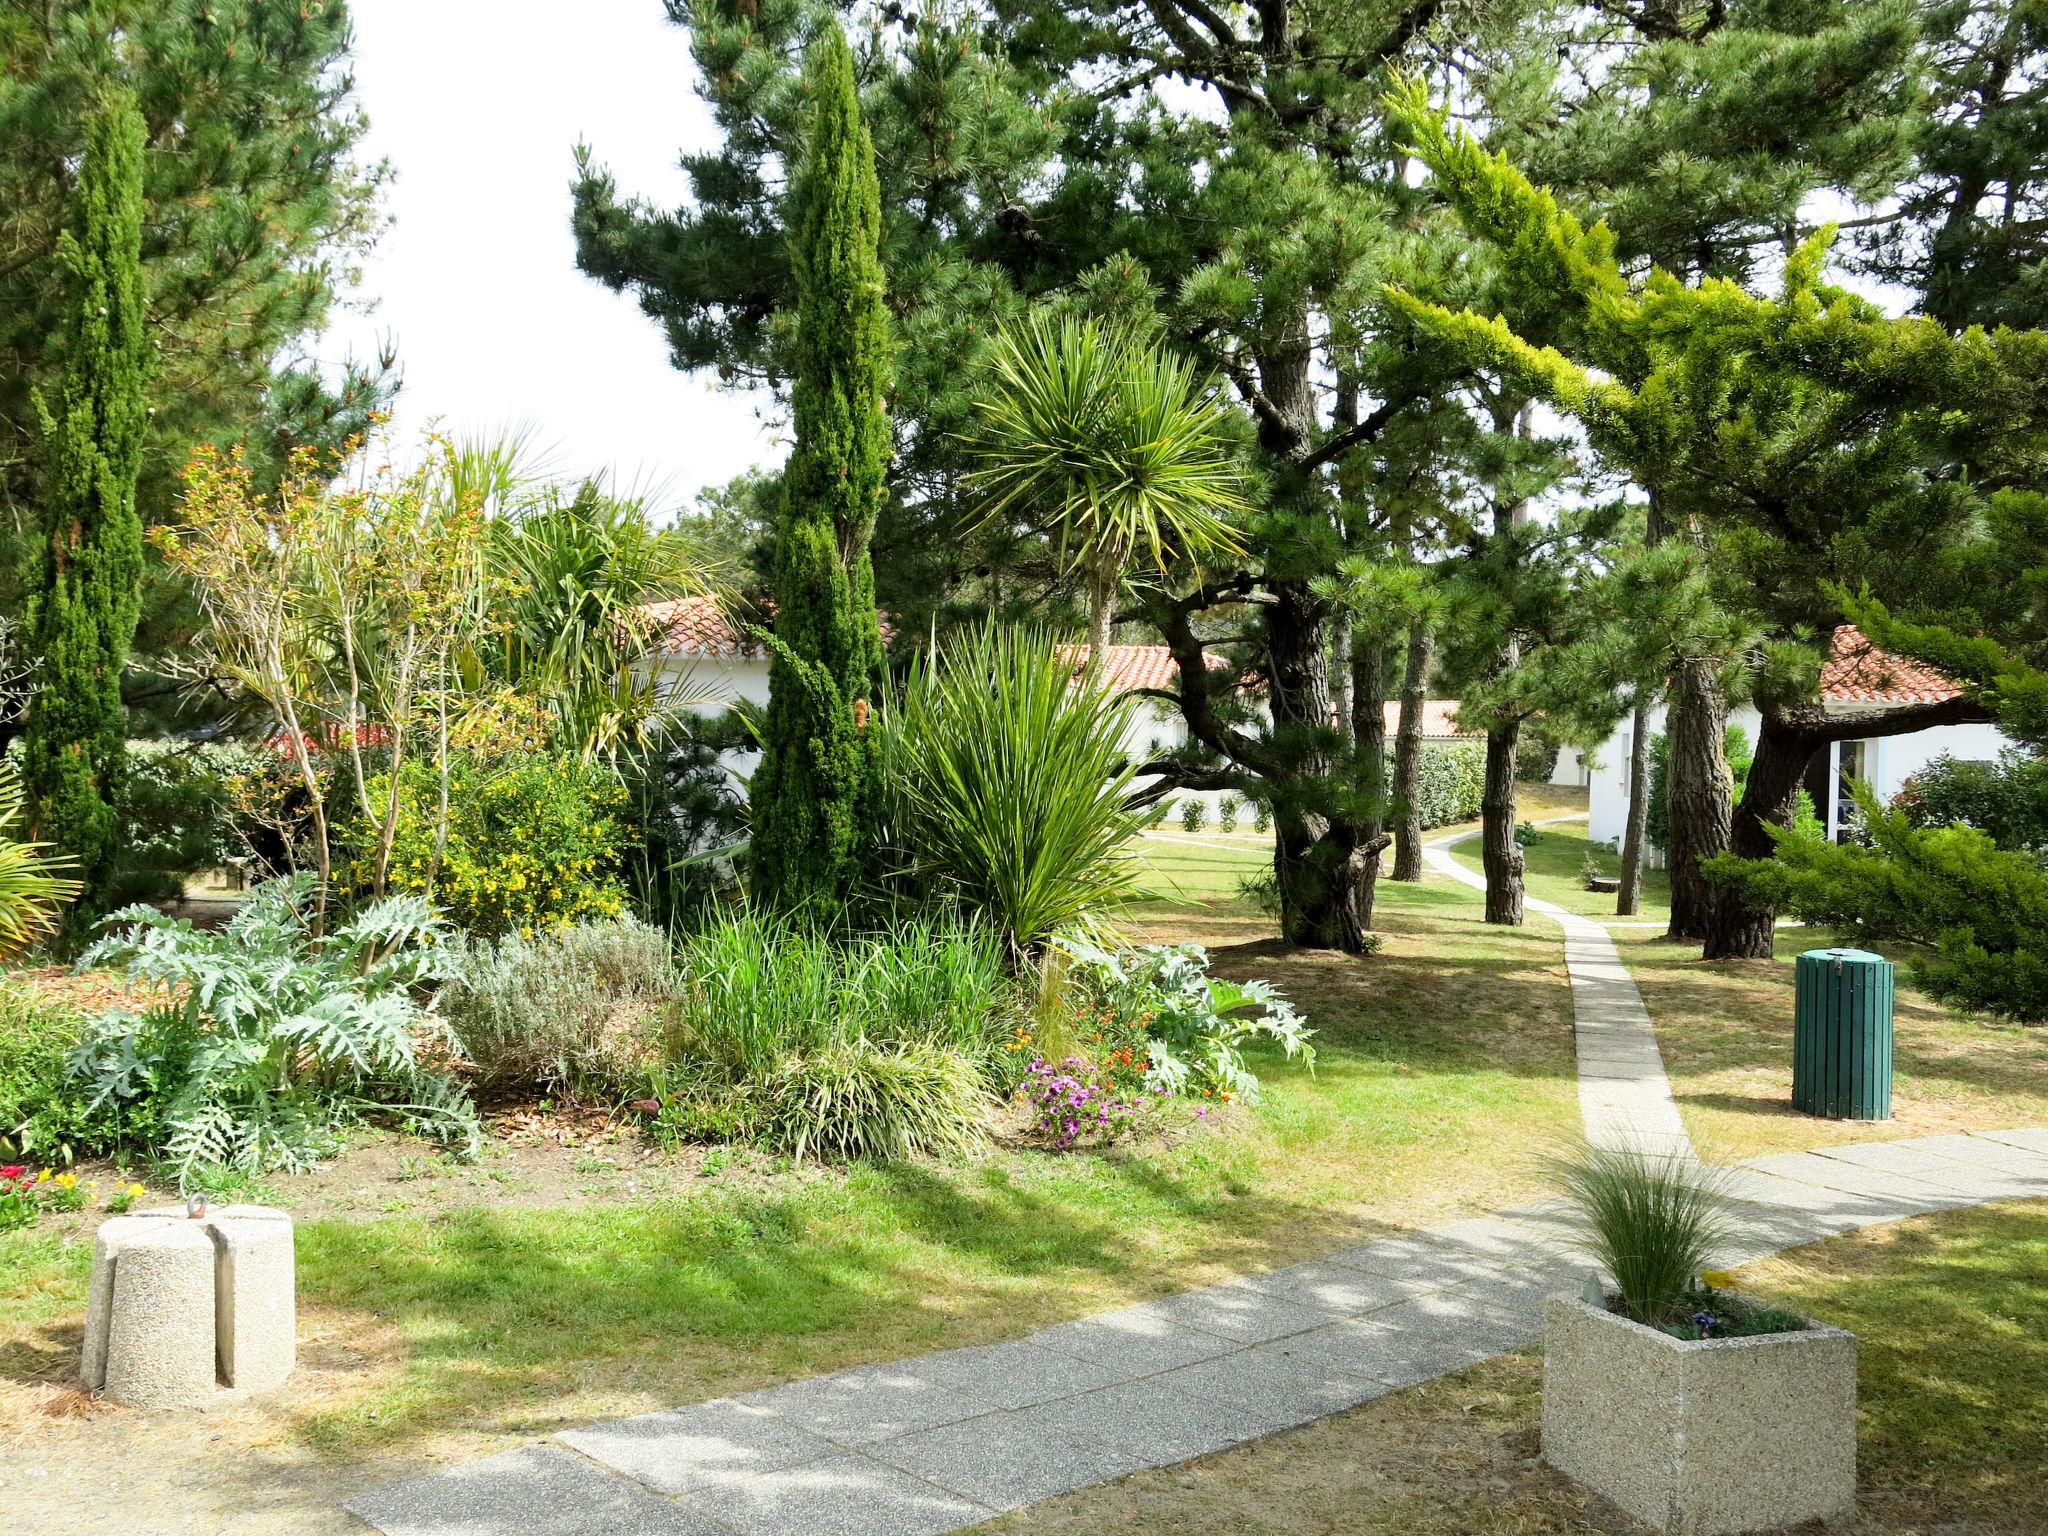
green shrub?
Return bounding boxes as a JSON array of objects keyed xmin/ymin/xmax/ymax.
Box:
[
  {"xmin": 0, "ymin": 759, "xmax": 82, "ymax": 956},
  {"xmin": 1407, "ymin": 740, "xmax": 1486, "ymax": 829},
  {"xmin": 1895, "ymin": 749, "xmax": 2048, "ymax": 851},
  {"xmin": 1179, "ymin": 798, "xmax": 1208, "ymax": 833},
  {"xmin": 1710, "ymin": 783, "xmax": 2048, "ymax": 1020},
  {"xmin": 1545, "ymin": 1142, "xmax": 1736, "ymax": 1327},
  {"xmin": 1253, "ymin": 801, "xmax": 1273, "ymax": 834},
  {"xmin": 882, "ymin": 626, "xmax": 1155, "ymax": 956},
  {"xmin": 1053, "ymin": 937, "xmax": 1314, "ymax": 1103},
  {"xmin": 0, "ymin": 989, "xmax": 157, "ymax": 1163},
  {"xmin": 440, "ymin": 917, "xmax": 676, "ymax": 1099},
  {"xmin": 357, "ymin": 749, "xmax": 631, "ymax": 937},
  {"xmin": 652, "ymin": 908, "xmax": 1017, "ymax": 1160},
  {"xmin": 1217, "ymin": 795, "xmax": 1239, "ymax": 834},
  {"xmin": 108, "ymin": 740, "xmax": 264, "ymax": 907},
  {"xmin": 762, "ymin": 1039, "xmax": 988, "ymax": 1162},
  {"xmin": 1514, "ymin": 730, "xmax": 1561, "ymax": 784},
  {"xmin": 73, "ymin": 875, "xmax": 480, "ymax": 1183}
]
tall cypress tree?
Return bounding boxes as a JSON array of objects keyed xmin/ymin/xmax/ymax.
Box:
[
  {"xmin": 21, "ymin": 91, "xmax": 150, "ymax": 928},
  {"xmin": 748, "ymin": 24, "xmax": 890, "ymax": 912}
]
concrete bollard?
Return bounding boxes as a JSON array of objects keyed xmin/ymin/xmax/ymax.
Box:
[{"xmin": 82, "ymin": 1204, "xmax": 296, "ymax": 1408}]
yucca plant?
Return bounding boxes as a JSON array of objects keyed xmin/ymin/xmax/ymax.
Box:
[
  {"xmin": 882, "ymin": 625, "xmax": 1158, "ymax": 959},
  {"xmin": 966, "ymin": 312, "xmax": 1248, "ymax": 656},
  {"xmin": 1544, "ymin": 1143, "xmax": 1739, "ymax": 1326},
  {"xmin": 0, "ymin": 759, "xmax": 83, "ymax": 957}
]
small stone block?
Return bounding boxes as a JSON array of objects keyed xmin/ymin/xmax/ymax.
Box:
[
  {"xmin": 678, "ymin": 1452, "xmax": 989, "ymax": 1536},
  {"xmin": 345, "ymin": 1445, "xmax": 721, "ymax": 1536},
  {"xmin": 209, "ymin": 1204, "xmax": 295, "ymax": 1392},
  {"xmin": 560, "ymin": 1398, "xmax": 838, "ymax": 1495},
  {"xmin": 1541, "ymin": 1293, "xmax": 1855, "ymax": 1536},
  {"xmin": 866, "ymin": 1409, "xmax": 1148, "ymax": 1511},
  {"xmin": 89, "ymin": 1218, "xmax": 218, "ymax": 1409}
]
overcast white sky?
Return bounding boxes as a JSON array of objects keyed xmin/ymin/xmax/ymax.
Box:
[{"xmin": 318, "ymin": 0, "xmax": 779, "ymax": 514}]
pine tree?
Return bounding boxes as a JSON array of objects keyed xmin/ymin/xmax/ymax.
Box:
[
  {"xmin": 21, "ymin": 91, "xmax": 150, "ymax": 927},
  {"xmin": 747, "ymin": 24, "xmax": 891, "ymax": 913}
]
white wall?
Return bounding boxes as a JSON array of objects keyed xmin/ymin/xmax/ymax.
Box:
[{"xmin": 1550, "ymin": 745, "xmax": 1590, "ymax": 788}]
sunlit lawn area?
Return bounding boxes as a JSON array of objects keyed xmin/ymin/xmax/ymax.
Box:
[
  {"xmin": 1448, "ymin": 810, "xmax": 1673, "ymax": 924},
  {"xmin": 0, "ymin": 841, "xmax": 1578, "ymax": 1530},
  {"xmin": 1619, "ymin": 924, "xmax": 2048, "ymax": 1160},
  {"xmin": 981, "ymin": 1199, "xmax": 2048, "ymax": 1535}
]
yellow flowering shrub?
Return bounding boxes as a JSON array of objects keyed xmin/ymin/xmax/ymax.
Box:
[{"xmin": 354, "ymin": 750, "xmax": 631, "ymax": 937}]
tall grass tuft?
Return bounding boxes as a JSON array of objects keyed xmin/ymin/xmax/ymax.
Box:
[
  {"xmin": 764, "ymin": 1040, "xmax": 988, "ymax": 1163},
  {"xmin": 881, "ymin": 625, "xmax": 1156, "ymax": 959},
  {"xmin": 1544, "ymin": 1143, "xmax": 1738, "ymax": 1326}
]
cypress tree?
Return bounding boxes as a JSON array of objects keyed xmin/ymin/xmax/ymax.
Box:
[
  {"xmin": 748, "ymin": 25, "xmax": 890, "ymax": 912},
  {"xmin": 21, "ymin": 91, "xmax": 150, "ymax": 929}
]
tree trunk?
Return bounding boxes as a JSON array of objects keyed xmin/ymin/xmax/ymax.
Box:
[
  {"xmin": 1086, "ymin": 567, "xmax": 1115, "ymax": 661},
  {"xmin": 1481, "ymin": 719, "xmax": 1524, "ymax": 925},
  {"xmin": 1701, "ymin": 711, "xmax": 1814, "ymax": 959},
  {"xmin": 1390, "ymin": 619, "xmax": 1431, "ymax": 881},
  {"xmin": 1330, "ymin": 612, "xmax": 1353, "ymax": 749},
  {"xmin": 1267, "ymin": 580, "xmax": 1375, "ymax": 951},
  {"xmin": 1351, "ymin": 624, "xmax": 1388, "ymax": 933},
  {"xmin": 1664, "ymin": 655, "xmax": 1731, "ymax": 940},
  {"xmin": 1616, "ymin": 692, "xmax": 1651, "ymax": 916}
]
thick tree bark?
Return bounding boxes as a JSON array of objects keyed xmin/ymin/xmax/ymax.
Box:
[
  {"xmin": 1391, "ymin": 619, "xmax": 1431, "ymax": 881},
  {"xmin": 1701, "ymin": 692, "xmax": 1999, "ymax": 958},
  {"xmin": 1351, "ymin": 624, "xmax": 1388, "ymax": 934},
  {"xmin": 1330, "ymin": 611, "xmax": 1354, "ymax": 749},
  {"xmin": 1616, "ymin": 692, "xmax": 1651, "ymax": 916},
  {"xmin": 1664, "ymin": 655, "xmax": 1731, "ymax": 940},
  {"xmin": 1481, "ymin": 718, "xmax": 1524, "ymax": 925}
]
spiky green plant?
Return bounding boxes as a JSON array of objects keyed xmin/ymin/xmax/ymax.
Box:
[
  {"xmin": 882, "ymin": 625, "xmax": 1157, "ymax": 958},
  {"xmin": 0, "ymin": 761, "xmax": 82, "ymax": 957},
  {"xmin": 966, "ymin": 312, "xmax": 1248, "ymax": 655},
  {"xmin": 1545, "ymin": 1143, "xmax": 1739, "ymax": 1325},
  {"xmin": 764, "ymin": 1039, "xmax": 988, "ymax": 1163}
]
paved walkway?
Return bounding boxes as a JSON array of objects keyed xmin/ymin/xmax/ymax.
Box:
[
  {"xmin": 343, "ymin": 834, "xmax": 2048, "ymax": 1536},
  {"xmin": 1421, "ymin": 821, "xmax": 1694, "ymax": 1160}
]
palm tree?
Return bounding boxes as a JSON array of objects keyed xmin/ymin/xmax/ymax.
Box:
[{"xmin": 966, "ymin": 313, "xmax": 1249, "ymax": 660}]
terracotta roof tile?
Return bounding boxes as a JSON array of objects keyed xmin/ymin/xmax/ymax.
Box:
[
  {"xmin": 1056, "ymin": 643, "xmax": 1236, "ymax": 694},
  {"xmin": 1382, "ymin": 699, "xmax": 1477, "ymax": 738},
  {"xmin": 1820, "ymin": 625, "xmax": 1962, "ymax": 705}
]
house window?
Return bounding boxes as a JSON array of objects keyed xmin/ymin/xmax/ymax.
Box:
[{"xmin": 1835, "ymin": 739, "xmax": 1874, "ymax": 841}]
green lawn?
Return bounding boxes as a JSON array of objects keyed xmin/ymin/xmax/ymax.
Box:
[
  {"xmin": 1620, "ymin": 923, "xmax": 2048, "ymax": 1160},
  {"xmin": 0, "ymin": 842, "xmax": 1578, "ymax": 1501},
  {"xmin": 980, "ymin": 1200, "xmax": 2048, "ymax": 1535},
  {"xmin": 1448, "ymin": 816, "xmax": 1672, "ymax": 923}
]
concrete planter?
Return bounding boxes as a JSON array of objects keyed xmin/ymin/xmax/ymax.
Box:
[{"xmin": 1541, "ymin": 1291, "xmax": 1855, "ymax": 1534}]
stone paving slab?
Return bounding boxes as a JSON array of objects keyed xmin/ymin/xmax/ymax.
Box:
[
  {"xmin": 1814, "ymin": 1140, "xmax": 2041, "ymax": 1200},
  {"xmin": 864, "ymin": 1410, "xmax": 1151, "ymax": 1513},
  {"xmin": 1006, "ymin": 1374, "xmax": 1297, "ymax": 1463},
  {"xmin": 559, "ymin": 1399, "xmax": 838, "ymax": 1497},
  {"xmin": 1909, "ymin": 1131, "xmax": 2048, "ymax": 1177},
  {"xmin": 679, "ymin": 1453, "xmax": 989, "ymax": 1536},
  {"xmin": 345, "ymin": 1446, "xmax": 723, "ymax": 1536},
  {"xmin": 905, "ymin": 1336, "xmax": 1128, "ymax": 1409},
  {"xmin": 735, "ymin": 1363, "xmax": 984, "ymax": 1448},
  {"xmin": 1748, "ymin": 1150, "xmax": 1973, "ymax": 1210},
  {"xmin": 1237, "ymin": 1257, "xmax": 1434, "ymax": 1316},
  {"xmin": 1977, "ymin": 1126, "xmax": 2048, "ymax": 1156},
  {"xmin": 1147, "ymin": 1341, "xmax": 1392, "ymax": 1424},
  {"xmin": 1027, "ymin": 1303, "xmax": 1239, "ymax": 1374},
  {"xmin": 1133, "ymin": 1279, "xmax": 1349, "ymax": 1345}
]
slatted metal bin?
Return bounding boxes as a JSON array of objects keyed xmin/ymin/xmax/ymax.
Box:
[{"xmin": 1792, "ymin": 947, "xmax": 1895, "ymax": 1120}]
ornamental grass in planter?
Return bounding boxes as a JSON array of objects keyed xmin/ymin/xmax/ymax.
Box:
[{"xmin": 1538, "ymin": 1144, "xmax": 1856, "ymax": 1535}]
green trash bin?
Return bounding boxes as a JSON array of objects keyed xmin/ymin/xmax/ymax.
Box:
[{"xmin": 1792, "ymin": 947, "xmax": 1894, "ymax": 1120}]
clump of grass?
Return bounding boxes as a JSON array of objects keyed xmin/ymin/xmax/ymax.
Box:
[
  {"xmin": 1543, "ymin": 1142, "xmax": 1737, "ymax": 1326},
  {"xmin": 764, "ymin": 1040, "xmax": 989, "ymax": 1163}
]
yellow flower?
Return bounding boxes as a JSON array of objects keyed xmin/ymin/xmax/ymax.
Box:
[{"xmin": 1700, "ymin": 1270, "xmax": 1735, "ymax": 1290}]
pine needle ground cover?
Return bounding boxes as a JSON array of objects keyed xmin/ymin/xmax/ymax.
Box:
[
  {"xmin": 970, "ymin": 1201, "xmax": 2048, "ymax": 1536},
  {"xmin": 1618, "ymin": 926, "xmax": 2048, "ymax": 1160},
  {"xmin": 0, "ymin": 866, "xmax": 1575, "ymax": 1531}
]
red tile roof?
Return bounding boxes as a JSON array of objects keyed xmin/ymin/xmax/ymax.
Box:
[
  {"xmin": 1820, "ymin": 625, "xmax": 1962, "ymax": 705},
  {"xmin": 1383, "ymin": 699, "xmax": 1477, "ymax": 738},
  {"xmin": 1056, "ymin": 643, "xmax": 1226, "ymax": 694},
  {"xmin": 646, "ymin": 595, "xmax": 763, "ymax": 658}
]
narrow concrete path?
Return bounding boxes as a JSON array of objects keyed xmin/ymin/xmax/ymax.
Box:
[
  {"xmin": 1422, "ymin": 821, "xmax": 1694, "ymax": 1159},
  {"xmin": 344, "ymin": 1131, "xmax": 2048, "ymax": 1536},
  {"xmin": 341, "ymin": 831, "xmax": 2045, "ymax": 1536}
]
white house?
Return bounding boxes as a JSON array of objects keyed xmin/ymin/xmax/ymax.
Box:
[{"xmin": 1586, "ymin": 626, "xmax": 2012, "ymax": 850}]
